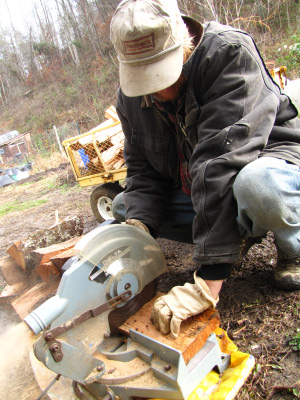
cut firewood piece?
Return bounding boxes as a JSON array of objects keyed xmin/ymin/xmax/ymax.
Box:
[
  {"xmin": 86, "ymin": 158, "xmax": 105, "ymax": 174},
  {"xmin": 50, "ymin": 247, "xmax": 78, "ymax": 269},
  {"xmin": 5, "ymin": 244, "xmax": 32, "ymax": 271},
  {"xmin": 6, "ymin": 216, "xmax": 84, "ymax": 270},
  {"xmin": 0, "ymin": 256, "xmax": 27, "ymax": 285},
  {"xmin": 106, "ymin": 149, "xmax": 124, "ymax": 170},
  {"xmin": 36, "ymin": 262, "xmax": 62, "ymax": 282},
  {"xmin": 109, "ymin": 129, "xmax": 124, "ymax": 146},
  {"xmin": 6, "ymin": 241, "xmax": 27, "ymax": 270},
  {"xmin": 69, "ymin": 141, "xmax": 83, "ymax": 151},
  {"xmin": 104, "ymin": 105, "xmax": 119, "ymax": 122},
  {"xmin": 31, "ymin": 235, "xmax": 83, "ymax": 268},
  {"xmin": 112, "ymin": 159, "xmax": 126, "ymax": 170},
  {"xmin": 119, "ymin": 293, "xmax": 220, "ymax": 365},
  {"xmin": 82, "ymin": 141, "xmax": 111, "ymax": 160},
  {"xmin": 0, "ymin": 282, "xmax": 29, "ymax": 300},
  {"xmin": 11, "ymin": 281, "xmax": 59, "ymax": 319}
]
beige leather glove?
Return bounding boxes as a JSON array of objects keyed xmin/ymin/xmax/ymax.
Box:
[
  {"xmin": 150, "ymin": 271, "xmax": 218, "ymax": 339},
  {"xmin": 125, "ymin": 219, "xmax": 150, "ymax": 234}
]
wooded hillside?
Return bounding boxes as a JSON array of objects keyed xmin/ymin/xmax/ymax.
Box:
[{"xmin": 0, "ymin": 0, "xmax": 299, "ymax": 138}]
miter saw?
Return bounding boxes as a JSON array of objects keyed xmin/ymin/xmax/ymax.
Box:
[{"xmin": 24, "ymin": 222, "xmax": 230, "ymax": 400}]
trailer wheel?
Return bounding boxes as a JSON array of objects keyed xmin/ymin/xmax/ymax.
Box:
[{"xmin": 90, "ymin": 183, "xmax": 124, "ymax": 223}]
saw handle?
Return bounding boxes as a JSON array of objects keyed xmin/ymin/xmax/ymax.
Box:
[{"xmin": 44, "ymin": 289, "xmax": 132, "ymax": 341}]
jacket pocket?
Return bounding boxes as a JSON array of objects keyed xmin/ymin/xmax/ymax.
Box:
[
  {"xmin": 131, "ymin": 130, "xmax": 169, "ymax": 154},
  {"xmin": 220, "ymin": 122, "xmax": 250, "ymax": 153}
]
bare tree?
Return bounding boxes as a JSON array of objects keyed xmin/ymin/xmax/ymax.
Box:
[{"xmin": 55, "ymin": 0, "xmax": 81, "ymax": 65}]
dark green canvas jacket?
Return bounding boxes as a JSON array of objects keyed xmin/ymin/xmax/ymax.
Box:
[{"xmin": 116, "ymin": 19, "xmax": 300, "ymax": 266}]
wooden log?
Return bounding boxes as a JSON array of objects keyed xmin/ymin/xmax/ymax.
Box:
[
  {"xmin": 36, "ymin": 262, "xmax": 62, "ymax": 283},
  {"xmin": 104, "ymin": 106, "xmax": 119, "ymax": 122},
  {"xmin": 6, "ymin": 216, "xmax": 84, "ymax": 270},
  {"xmin": 119, "ymin": 294, "xmax": 220, "ymax": 365},
  {"xmin": 0, "ymin": 256, "xmax": 27, "ymax": 285},
  {"xmin": 11, "ymin": 281, "xmax": 59, "ymax": 319},
  {"xmin": 31, "ymin": 235, "xmax": 82, "ymax": 268},
  {"xmin": 50, "ymin": 247, "xmax": 77, "ymax": 269}
]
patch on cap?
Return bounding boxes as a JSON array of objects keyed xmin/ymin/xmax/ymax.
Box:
[{"xmin": 124, "ymin": 34, "xmax": 155, "ymax": 56}]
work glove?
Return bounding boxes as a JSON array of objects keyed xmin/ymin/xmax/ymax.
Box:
[
  {"xmin": 125, "ymin": 219, "xmax": 150, "ymax": 234},
  {"xmin": 150, "ymin": 271, "xmax": 218, "ymax": 339}
]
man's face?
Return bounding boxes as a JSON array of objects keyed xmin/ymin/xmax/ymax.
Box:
[{"xmin": 151, "ymin": 74, "xmax": 187, "ymax": 102}]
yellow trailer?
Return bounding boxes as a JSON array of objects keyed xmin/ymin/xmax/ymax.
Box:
[{"xmin": 62, "ymin": 107, "xmax": 126, "ymax": 222}]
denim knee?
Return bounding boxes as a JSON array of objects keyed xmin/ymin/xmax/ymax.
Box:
[
  {"xmin": 233, "ymin": 157, "xmax": 300, "ymax": 237},
  {"xmin": 234, "ymin": 159, "xmax": 271, "ymax": 212}
]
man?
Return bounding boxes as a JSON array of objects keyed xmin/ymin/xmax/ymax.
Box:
[{"xmin": 110, "ymin": 0, "xmax": 300, "ymax": 339}]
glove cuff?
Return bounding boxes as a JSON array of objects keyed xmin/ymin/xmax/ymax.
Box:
[
  {"xmin": 125, "ymin": 219, "xmax": 150, "ymax": 234},
  {"xmin": 193, "ymin": 271, "xmax": 219, "ymax": 308}
]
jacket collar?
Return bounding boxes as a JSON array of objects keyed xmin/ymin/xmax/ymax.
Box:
[{"xmin": 182, "ymin": 15, "xmax": 203, "ymax": 79}]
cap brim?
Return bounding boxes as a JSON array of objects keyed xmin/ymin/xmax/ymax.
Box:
[{"xmin": 119, "ymin": 44, "xmax": 184, "ymax": 97}]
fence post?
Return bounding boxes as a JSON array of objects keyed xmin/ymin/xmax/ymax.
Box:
[{"xmin": 53, "ymin": 125, "xmax": 64, "ymax": 156}]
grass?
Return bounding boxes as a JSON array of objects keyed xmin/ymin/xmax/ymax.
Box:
[
  {"xmin": 59, "ymin": 182, "xmax": 80, "ymax": 193},
  {"xmin": 39, "ymin": 177, "xmax": 58, "ymax": 194},
  {"xmin": 30, "ymin": 152, "xmax": 68, "ymax": 174},
  {"xmin": 0, "ymin": 199, "xmax": 48, "ymax": 217}
]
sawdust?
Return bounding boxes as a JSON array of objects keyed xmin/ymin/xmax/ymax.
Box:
[
  {"xmin": 94, "ymin": 351, "xmax": 150, "ymax": 382},
  {"xmin": 0, "ymin": 322, "xmax": 44, "ymax": 400},
  {"xmin": 121, "ymin": 369, "xmax": 165, "ymax": 389}
]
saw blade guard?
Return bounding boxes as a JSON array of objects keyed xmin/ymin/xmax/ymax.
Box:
[
  {"xmin": 24, "ymin": 223, "xmax": 166, "ymax": 337},
  {"xmin": 74, "ymin": 223, "xmax": 166, "ymax": 293}
]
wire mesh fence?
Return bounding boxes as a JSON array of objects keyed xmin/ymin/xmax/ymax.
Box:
[{"xmin": 31, "ymin": 122, "xmax": 81, "ymax": 155}]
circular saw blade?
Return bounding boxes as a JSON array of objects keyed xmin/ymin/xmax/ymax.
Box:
[{"xmin": 108, "ymin": 280, "xmax": 157, "ymax": 336}]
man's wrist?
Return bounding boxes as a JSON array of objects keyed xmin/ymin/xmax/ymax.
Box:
[{"xmin": 204, "ymin": 279, "xmax": 223, "ymax": 300}]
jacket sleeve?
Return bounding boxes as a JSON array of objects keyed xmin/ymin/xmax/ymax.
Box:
[
  {"xmin": 116, "ymin": 91, "xmax": 174, "ymax": 237},
  {"xmin": 189, "ymin": 36, "xmax": 282, "ymax": 264}
]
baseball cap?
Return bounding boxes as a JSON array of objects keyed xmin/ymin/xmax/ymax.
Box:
[{"xmin": 110, "ymin": 0, "xmax": 185, "ymax": 97}]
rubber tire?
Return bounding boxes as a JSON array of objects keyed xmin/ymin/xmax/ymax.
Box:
[{"xmin": 90, "ymin": 183, "xmax": 124, "ymax": 223}]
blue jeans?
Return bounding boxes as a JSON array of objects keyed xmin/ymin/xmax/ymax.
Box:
[
  {"xmin": 233, "ymin": 157, "xmax": 300, "ymax": 259},
  {"xmin": 112, "ymin": 157, "xmax": 300, "ymax": 259}
]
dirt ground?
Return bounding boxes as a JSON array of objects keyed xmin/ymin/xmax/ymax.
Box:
[{"xmin": 0, "ymin": 163, "xmax": 299, "ymax": 400}]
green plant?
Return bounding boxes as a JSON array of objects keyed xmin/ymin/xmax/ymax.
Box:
[
  {"xmin": 292, "ymin": 388, "xmax": 300, "ymax": 398},
  {"xmin": 288, "ymin": 329, "xmax": 300, "ymax": 351},
  {"xmin": 277, "ymin": 31, "xmax": 300, "ymax": 73}
]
